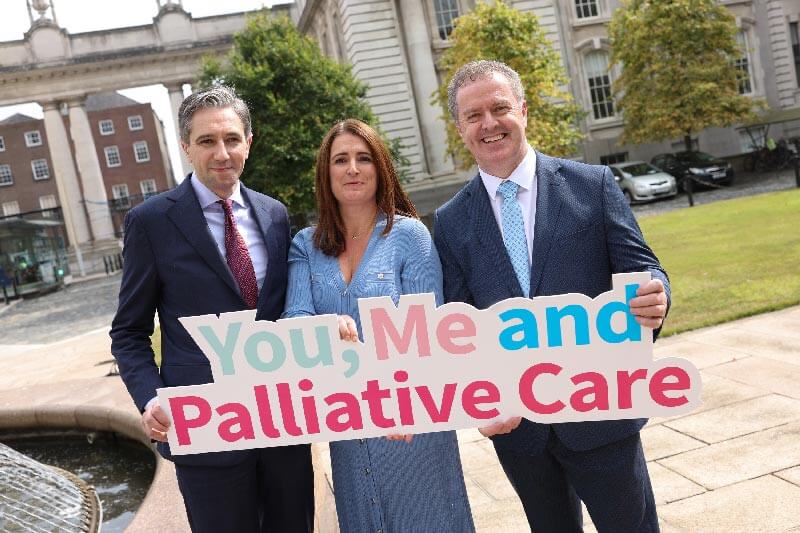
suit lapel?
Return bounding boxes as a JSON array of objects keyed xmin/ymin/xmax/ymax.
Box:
[
  {"xmin": 241, "ymin": 186, "xmax": 276, "ymax": 308},
  {"xmin": 530, "ymin": 152, "xmax": 565, "ymax": 296},
  {"xmin": 465, "ymin": 175, "xmax": 523, "ymax": 297},
  {"xmin": 166, "ymin": 179, "xmax": 241, "ymax": 297}
]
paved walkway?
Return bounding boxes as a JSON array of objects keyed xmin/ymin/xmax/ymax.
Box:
[{"xmin": 1, "ymin": 306, "xmax": 799, "ymax": 532}]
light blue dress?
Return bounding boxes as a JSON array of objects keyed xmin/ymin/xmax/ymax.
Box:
[{"xmin": 283, "ymin": 214, "xmax": 475, "ymax": 532}]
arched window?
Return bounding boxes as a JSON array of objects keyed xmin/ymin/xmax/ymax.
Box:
[
  {"xmin": 433, "ymin": 0, "xmax": 460, "ymax": 40},
  {"xmin": 585, "ymin": 51, "xmax": 614, "ymax": 119}
]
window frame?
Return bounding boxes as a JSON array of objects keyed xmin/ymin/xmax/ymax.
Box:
[
  {"xmin": 112, "ymin": 183, "xmax": 131, "ymax": 210},
  {"xmin": 127, "ymin": 115, "xmax": 144, "ymax": 131},
  {"xmin": 139, "ymin": 178, "xmax": 157, "ymax": 198},
  {"xmin": 24, "ymin": 130, "xmax": 42, "ymax": 147},
  {"xmin": 39, "ymin": 194, "xmax": 57, "ymax": 218},
  {"xmin": 0, "ymin": 164, "xmax": 13, "ymax": 186},
  {"xmin": 584, "ymin": 50, "xmax": 615, "ymax": 121},
  {"xmin": 98, "ymin": 119, "xmax": 115, "ymax": 136},
  {"xmin": 2, "ymin": 200, "xmax": 20, "ymax": 217},
  {"xmin": 735, "ymin": 30, "xmax": 754, "ymax": 95},
  {"xmin": 133, "ymin": 141, "xmax": 151, "ymax": 163},
  {"xmin": 574, "ymin": 0, "xmax": 600, "ymax": 21},
  {"xmin": 0, "ymin": 136, "xmax": 5, "ymax": 152},
  {"xmin": 31, "ymin": 158, "xmax": 50, "ymax": 181},
  {"xmin": 104, "ymin": 146, "xmax": 122, "ymax": 168}
]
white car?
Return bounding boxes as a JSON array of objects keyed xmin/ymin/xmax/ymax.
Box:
[{"xmin": 608, "ymin": 161, "xmax": 678, "ymax": 204}]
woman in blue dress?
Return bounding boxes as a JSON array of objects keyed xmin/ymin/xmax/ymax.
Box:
[{"xmin": 283, "ymin": 119, "xmax": 475, "ymax": 532}]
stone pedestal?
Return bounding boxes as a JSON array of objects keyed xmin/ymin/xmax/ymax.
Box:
[{"xmin": 166, "ymin": 82, "xmax": 192, "ymax": 179}]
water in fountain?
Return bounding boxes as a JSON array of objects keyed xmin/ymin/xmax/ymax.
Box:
[{"xmin": 0, "ymin": 442, "xmax": 101, "ymax": 532}]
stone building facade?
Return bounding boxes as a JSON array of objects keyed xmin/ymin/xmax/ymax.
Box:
[{"xmin": 293, "ymin": 0, "xmax": 800, "ymax": 210}]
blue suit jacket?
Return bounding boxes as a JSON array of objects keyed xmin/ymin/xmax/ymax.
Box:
[
  {"xmin": 433, "ymin": 152, "xmax": 670, "ymax": 454},
  {"xmin": 110, "ymin": 177, "xmax": 291, "ymax": 466}
]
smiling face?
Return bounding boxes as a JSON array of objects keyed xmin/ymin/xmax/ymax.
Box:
[
  {"xmin": 181, "ymin": 106, "xmax": 252, "ymax": 199},
  {"xmin": 455, "ymin": 72, "xmax": 529, "ymax": 178},
  {"xmin": 329, "ymin": 132, "xmax": 378, "ymax": 208}
]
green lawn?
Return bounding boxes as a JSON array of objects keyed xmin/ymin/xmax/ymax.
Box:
[{"xmin": 639, "ymin": 188, "xmax": 800, "ymax": 336}]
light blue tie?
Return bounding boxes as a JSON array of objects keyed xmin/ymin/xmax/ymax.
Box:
[{"xmin": 498, "ymin": 180, "xmax": 530, "ymax": 297}]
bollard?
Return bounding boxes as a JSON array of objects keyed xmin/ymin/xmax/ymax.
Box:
[
  {"xmin": 685, "ymin": 175, "xmax": 694, "ymax": 207},
  {"xmin": 103, "ymin": 256, "xmax": 110, "ymax": 275},
  {"xmin": 116, "ymin": 253, "xmax": 123, "ymax": 270}
]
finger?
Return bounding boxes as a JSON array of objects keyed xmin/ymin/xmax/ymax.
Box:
[
  {"xmin": 404, "ymin": 435, "xmax": 413, "ymax": 443},
  {"xmin": 478, "ymin": 422, "xmax": 502, "ymax": 437},
  {"xmin": 629, "ymin": 291, "xmax": 667, "ymax": 308},
  {"xmin": 151, "ymin": 405, "xmax": 171, "ymax": 428},
  {"xmin": 635, "ymin": 316, "xmax": 664, "ymax": 329},
  {"xmin": 630, "ymin": 304, "xmax": 667, "ymax": 319},
  {"xmin": 150, "ymin": 427, "xmax": 168, "ymax": 442},
  {"xmin": 635, "ymin": 279, "xmax": 664, "ymax": 296},
  {"xmin": 337, "ymin": 317, "xmax": 350, "ymax": 340}
]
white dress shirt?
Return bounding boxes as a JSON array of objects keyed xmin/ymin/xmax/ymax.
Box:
[
  {"xmin": 190, "ymin": 175, "xmax": 268, "ymax": 289},
  {"xmin": 479, "ymin": 145, "xmax": 538, "ymax": 262}
]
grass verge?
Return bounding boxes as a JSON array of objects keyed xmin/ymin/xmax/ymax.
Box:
[{"xmin": 639, "ymin": 188, "xmax": 800, "ymax": 336}]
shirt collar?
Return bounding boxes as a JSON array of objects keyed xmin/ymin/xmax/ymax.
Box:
[
  {"xmin": 480, "ymin": 145, "xmax": 537, "ymax": 198},
  {"xmin": 190, "ymin": 173, "xmax": 246, "ymax": 209}
]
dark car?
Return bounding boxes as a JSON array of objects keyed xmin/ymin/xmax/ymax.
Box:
[{"xmin": 651, "ymin": 151, "xmax": 734, "ymax": 190}]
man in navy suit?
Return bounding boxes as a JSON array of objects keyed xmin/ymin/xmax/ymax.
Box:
[
  {"xmin": 434, "ymin": 60, "xmax": 669, "ymax": 532},
  {"xmin": 110, "ymin": 86, "xmax": 314, "ymax": 532}
]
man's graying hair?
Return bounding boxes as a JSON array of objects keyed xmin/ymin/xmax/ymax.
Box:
[
  {"xmin": 178, "ymin": 85, "xmax": 252, "ymax": 143},
  {"xmin": 447, "ymin": 60, "xmax": 525, "ymax": 122}
]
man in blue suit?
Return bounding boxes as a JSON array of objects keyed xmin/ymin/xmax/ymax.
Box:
[
  {"xmin": 434, "ymin": 61, "xmax": 669, "ymax": 532},
  {"xmin": 110, "ymin": 86, "xmax": 314, "ymax": 532}
]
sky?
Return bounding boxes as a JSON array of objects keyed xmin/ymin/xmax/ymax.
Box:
[{"xmin": 0, "ymin": 0, "xmax": 282, "ymax": 182}]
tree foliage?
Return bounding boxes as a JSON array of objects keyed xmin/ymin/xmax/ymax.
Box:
[
  {"xmin": 433, "ymin": 1, "xmax": 584, "ymax": 168},
  {"xmin": 609, "ymin": 0, "xmax": 761, "ymax": 152},
  {"xmin": 199, "ymin": 12, "xmax": 403, "ymax": 217}
]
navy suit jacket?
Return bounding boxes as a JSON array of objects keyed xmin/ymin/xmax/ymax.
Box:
[
  {"xmin": 110, "ymin": 177, "xmax": 291, "ymax": 466},
  {"xmin": 433, "ymin": 152, "xmax": 670, "ymax": 455}
]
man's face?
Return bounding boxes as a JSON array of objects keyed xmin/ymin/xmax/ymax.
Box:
[
  {"xmin": 455, "ymin": 72, "xmax": 528, "ymax": 178},
  {"xmin": 181, "ymin": 106, "xmax": 252, "ymax": 198}
]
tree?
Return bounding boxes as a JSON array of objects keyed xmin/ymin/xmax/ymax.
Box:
[
  {"xmin": 609, "ymin": 0, "xmax": 760, "ymax": 152},
  {"xmin": 433, "ymin": 1, "xmax": 584, "ymax": 169},
  {"xmin": 200, "ymin": 12, "xmax": 405, "ymax": 218}
]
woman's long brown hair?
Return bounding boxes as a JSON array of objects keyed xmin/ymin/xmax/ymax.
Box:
[{"xmin": 313, "ymin": 119, "xmax": 418, "ymax": 257}]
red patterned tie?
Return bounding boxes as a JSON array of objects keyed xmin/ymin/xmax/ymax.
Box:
[{"xmin": 219, "ymin": 199, "xmax": 259, "ymax": 309}]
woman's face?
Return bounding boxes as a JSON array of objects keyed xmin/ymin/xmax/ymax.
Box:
[{"xmin": 329, "ymin": 132, "xmax": 378, "ymax": 208}]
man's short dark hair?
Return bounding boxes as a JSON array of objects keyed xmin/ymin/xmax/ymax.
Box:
[
  {"xmin": 447, "ymin": 60, "xmax": 525, "ymax": 123},
  {"xmin": 178, "ymin": 85, "xmax": 251, "ymax": 142}
]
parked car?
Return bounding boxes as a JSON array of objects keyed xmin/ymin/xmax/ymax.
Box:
[
  {"xmin": 608, "ymin": 161, "xmax": 678, "ymax": 204},
  {"xmin": 650, "ymin": 151, "xmax": 734, "ymax": 190}
]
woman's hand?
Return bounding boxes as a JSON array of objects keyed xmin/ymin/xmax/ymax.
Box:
[
  {"xmin": 338, "ymin": 314, "xmax": 359, "ymax": 342},
  {"xmin": 385, "ymin": 434, "xmax": 414, "ymax": 443}
]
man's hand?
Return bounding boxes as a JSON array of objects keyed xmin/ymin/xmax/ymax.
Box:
[
  {"xmin": 337, "ymin": 314, "xmax": 359, "ymax": 342},
  {"xmin": 142, "ymin": 401, "xmax": 171, "ymax": 443},
  {"xmin": 479, "ymin": 416, "xmax": 522, "ymax": 438},
  {"xmin": 629, "ymin": 279, "xmax": 668, "ymax": 329}
]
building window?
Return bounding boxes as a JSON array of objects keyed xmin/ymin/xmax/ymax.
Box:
[
  {"xmin": 0, "ymin": 136, "xmax": 5, "ymax": 151},
  {"xmin": 791, "ymin": 22, "xmax": 800, "ymax": 88},
  {"xmin": 24, "ymin": 130, "xmax": 42, "ymax": 147},
  {"xmin": 2, "ymin": 201, "xmax": 20, "ymax": 217},
  {"xmin": 600, "ymin": 152, "xmax": 628, "ymax": 166},
  {"xmin": 112, "ymin": 184, "xmax": 130, "ymax": 209},
  {"xmin": 140, "ymin": 178, "xmax": 157, "ymax": 199},
  {"xmin": 98, "ymin": 119, "xmax": 115, "ymax": 135},
  {"xmin": 128, "ymin": 115, "xmax": 144, "ymax": 131},
  {"xmin": 31, "ymin": 159, "xmax": 50, "ymax": 180},
  {"xmin": 105, "ymin": 146, "xmax": 121, "ymax": 167},
  {"xmin": 433, "ymin": 0, "xmax": 460, "ymax": 40},
  {"xmin": 585, "ymin": 51, "xmax": 614, "ymax": 119},
  {"xmin": 39, "ymin": 194, "xmax": 57, "ymax": 218},
  {"xmin": 735, "ymin": 31, "xmax": 753, "ymax": 95},
  {"xmin": 0, "ymin": 164, "xmax": 12, "ymax": 186},
  {"xmin": 133, "ymin": 141, "xmax": 150, "ymax": 163},
  {"xmin": 739, "ymin": 127, "xmax": 766, "ymax": 153},
  {"xmin": 575, "ymin": 0, "xmax": 599, "ymax": 19}
]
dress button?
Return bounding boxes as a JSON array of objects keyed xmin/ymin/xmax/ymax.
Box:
[
  {"xmin": 365, "ymin": 468, "xmax": 371, "ymax": 475},
  {"xmin": 377, "ymin": 272, "xmax": 384, "ymax": 279},
  {"xmin": 377, "ymin": 529, "xmax": 382, "ymax": 533},
  {"xmin": 359, "ymin": 439, "xmax": 365, "ymax": 444},
  {"xmin": 372, "ymin": 497, "xmax": 377, "ymax": 504}
]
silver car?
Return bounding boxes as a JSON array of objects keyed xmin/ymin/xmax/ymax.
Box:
[{"xmin": 608, "ymin": 161, "xmax": 678, "ymax": 204}]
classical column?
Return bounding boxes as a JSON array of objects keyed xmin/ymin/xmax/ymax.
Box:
[
  {"xmin": 166, "ymin": 82, "xmax": 192, "ymax": 178},
  {"xmin": 41, "ymin": 101, "xmax": 91, "ymax": 247},
  {"xmin": 399, "ymin": 0, "xmax": 453, "ymax": 175},
  {"xmin": 66, "ymin": 98, "xmax": 116, "ymax": 241}
]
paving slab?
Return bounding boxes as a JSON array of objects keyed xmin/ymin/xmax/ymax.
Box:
[
  {"xmin": 641, "ymin": 424, "xmax": 706, "ymax": 460},
  {"xmin": 658, "ymin": 475, "xmax": 800, "ymax": 532},
  {"xmin": 646, "ymin": 462, "xmax": 706, "ymax": 505},
  {"xmin": 654, "ymin": 339, "xmax": 750, "ymax": 369},
  {"xmin": 776, "ymin": 466, "xmax": 800, "ymax": 487},
  {"xmin": 658, "ymin": 422, "xmax": 800, "ymax": 489},
  {"xmin": 663, "ymin": 394, "xmax": 800, "ymax": 443},
  {"xmin": 690, "ymin": 327, "xmax": 800, "ymax": 365},
  {"xmin": 704, "ymin": 356, "xmax": 800, "ymax": 400}
]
